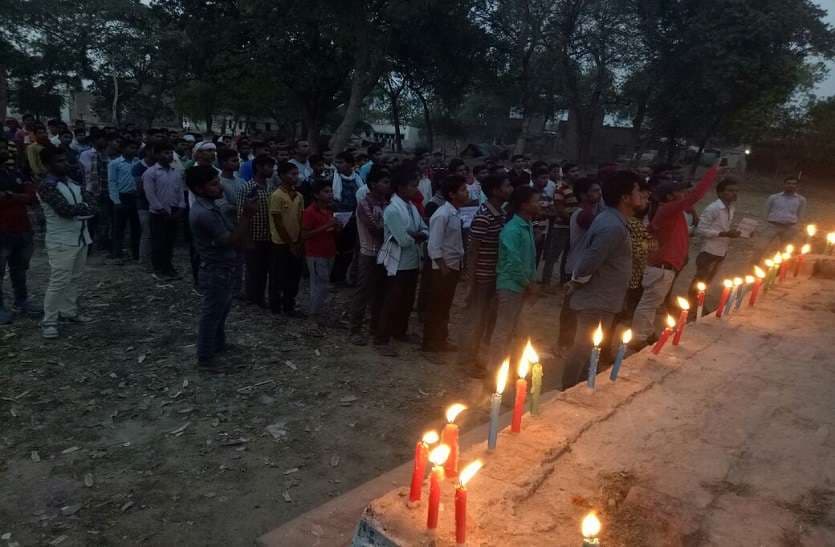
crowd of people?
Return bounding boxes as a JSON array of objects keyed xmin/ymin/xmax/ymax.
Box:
[{"xmin": 0, "ymin": 116, "xmax": 810, "ymax": 387}]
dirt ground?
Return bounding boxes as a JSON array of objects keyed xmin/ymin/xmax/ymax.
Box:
[{"xmin": 1, "ymin": 172, "xmax": 834, "ymax": 546}]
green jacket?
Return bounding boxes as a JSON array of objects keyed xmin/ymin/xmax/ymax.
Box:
[{"xmin": 496, "ymin": 214, "xmax": 536, "ymax": 292}]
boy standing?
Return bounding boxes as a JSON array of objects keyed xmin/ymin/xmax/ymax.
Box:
[
  {"xmin": 765, "ymin": 176, "xmax": 806, "ymax": 246},
  {"xmin": 269, "ymin": 161, "xmax": 305, "ymax": 316},
  {"xmin": 302, "ymin": 180, "xmax": 340, "ymax": 334},
  {"xmin": 422, "ymin": 175, "xmax": 469, "ymax": 360},
  {"xmin": 143, "ymin": 142, "xmax": 186, "ymax": 279},
  {"xmin": 236, "ymin": 155, "xmax": 275, "ymax": 307}
]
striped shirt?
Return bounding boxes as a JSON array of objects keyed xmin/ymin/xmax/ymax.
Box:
[
  {"xmin": 236, "ymin": 179, "xmax": 275, "ymax": 242},
  {"xmin": 468, "ymin": 201, "xmax": 505, "ymax": 283}
]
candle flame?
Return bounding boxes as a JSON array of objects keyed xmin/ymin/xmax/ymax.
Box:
[
  {"xmin": 458, "ymin": 459, "xmax": 483, "ymax": 487},
  {"xmin": 522, "ymin": 339, "xmax": 539, "ymax": 365},
  {"xmin": 781, "ymin": 252, "xmax": 791, "ymax": 260},
  {"xmin": 754, "ymin": 265, "xmax": 766, "ymax": 278},
  {"xmin": 785, "ymin": 244, "xmax": 795, "ymax": 254},
  {"xmin": 592, "ymin": 322, "xmax": 604, "ymax": 347},
  {"xmin": 801, "ymin": 243, "xmax": 811, "ymax": 255},
  {"xmin": 496, "ymin": 359, "xmax": 510, "ymax": 394},
  {"xmin": 676, "ymin": 296, "xmax": 690, "ymax": 310},
  {"xmin": 806, "ymin": 224, "xmax": 817, "ymax": 237},
  {"xmin": 428, "ymin": 444, "xmax": 450, "ymax": 466},
  {"xmin": 723, "ymin": 279, "xmax": 733, "ymax": 288},
  {"xmin": 745, "ymin": 275, "xmax": 755, "ymax": 284},
  {"xmin": 517, "ymin": 355, "xmax": 530, "ymax": 379},
  {"xmin": 774, "ymin": 253, "xmax": 783, "ymax": 264},
  {"xmin": 581, "ymin": 512, "xmax": 602, "ymax": 538},
  {"xmin": 764, "ymin": 259, "xmax": 774, "ymax": 268},
  {"xmin": 422, "ymin": 430, "xmax": 440, "ymax": 445},
  {"xmin": 696, "ymin": 281, "xmax": 706, "ymax": 292},
  {"xmin": 827, "ymin": 232, "xmax": 835, "ymax": 244},
  {"xmin": 622, "ymin": 329, "xmax": 633, "ymax": 344},
  {"xmin": 665, "ymin": 314, "xmax": 677, "ymax": 328},
  {"xmin": 733, "ymin": 277, "xmax": 743, "ymax": 287},
  {"xmin": 445, "ymin": 403, "xmax": 467, "ymax": 424}
]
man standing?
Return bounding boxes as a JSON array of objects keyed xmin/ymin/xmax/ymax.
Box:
[
  {"xmin": 236, "ymin": 155, "xmax": 275, "ymax": 308},
  {"xmin": 133, "ymin": 144, "xmax": 156, "ymax": 269},
  {"xmin": 38, "ymin": 146, "xmax": 97, "ymax": 339},
  {"xmin": 269, "ymin": 161, "xmax": 305, "ymax": 317},
  {"xmin": 359, "ymin": 144, "xmax": 383, "ymax": 182},
  {"xmin": 302, "ymin": 180, "xmax": 340, "ymax": 335},
  {"xmin": 688, "ymin": 177, "xmax": 741, "ymax": 305},
  {"xmin": 218, "ymin": 148, "xmax": 247, "ymax": 204},
  {"xmin": 422, "ymin": 175, "xmax": 469, "ymax": 361},
  {"xmin": 632, "ymin": 165, "xmax": 719, "ymax": 346},
  {"xmin": 143, "ymin": 142, "xmax": 186, "ymax": 279},
  {"xmin": 25, "ymin": 123, "xmax": 49, "ymax": 181},
  {"xmin": 288, "ymin": 140, "xmax": 314, "ymax": 199},
  {"xmin": 108, "ymin": 139, "xmax": 141, "ymax": 262},
  {"xmin": 562, "ymin": 171, "xmax": 644, "ymax": 389},
  {"xmin": 187, "ymin": 165, "xmax": 255, "ymax": 372},
  {"xmin": 350, "ymin": 166, "xmax": 390, "ymax": 345},
  {"xmin": 765, "ymin": 176, "xmax": 806, "ymax": 246},
  {"xmin": 0, "ymin": 138, "xmax": 37, "ymax": 323},
  {"xmin": 457, "ymin": 174, "xmax": 513, "ymax": 377}
]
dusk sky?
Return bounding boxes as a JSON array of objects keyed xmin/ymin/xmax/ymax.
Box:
[{"xmin": 816, "ymin": 0, "xmax": 835, "ymax": 96}]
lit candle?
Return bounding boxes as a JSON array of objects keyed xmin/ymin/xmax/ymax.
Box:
[
  {"xmin": 408, "ymin": 430, "xmax": 440, "ymax": 505},
  {"xmin": 672, "ymin": 296, "xmax": 690, "ymax": 346},
  {"xmin": 510, "ymin": 357, "xmax": 530, "ymax": 433},
  {"xmin": 762, "ymin": 259, "xmax": 775, "ymax": 292},
  {"xmin": 441, "ymin": 403, "xmax": 467, "ymax": 479},
  {"xmin": 586, "ymin": 323, "xmax": 604, "ymax": 389},
  {"xmin": 779, "ymin": 251, "xmax": 791, "ymax": 283},
  {"xmin": 695, "ymin": 281, "xmax": 707, "ymax": 320},
  {"xmin": 454, "ymin": 459, "xmax": 483, "ymax": 546},
  {"xmin": 806, "ymin": 223, "xmax": 817, "ymax": 241},
  {"xmin": 487, "ymin": 359, "xmax": 509, "ymax": 451},
  {"xmin": 610, "ymin": 329, "xmax": 632, "ymax": 381},
  {"xmin": 724, "ymin": 277, "xmax": 743, "ymax": 317},
  {"xmin": 749, "ymin": 266, "xmax": 765, "ymax": 306},
  {"xmin": 651, "ymin": 315, "xmax": 676, "ymax": 354},
  {"xmin": 735, "ymin": 276, "xmax": 754, "ymax": 311},
  {"xmin": 772, "ymin": 253, "xmax": 784, "ymax": 286},
  {"xmin": 523, "ymin": 340, "xmax": 543, "ymax": 416},
  {"xmin": 581, "ymin": 511, "xmax": 602, "ymax": 546},
  {"xmin": 827, "ymin": 232, "xmax": 835, "ymax": 255},
  {"xmin": 426, "ymin": 444, "xmax": 450, "ymax": 532},
  {"xmin": 715, "ymin": 279, "xmax": 733, "ymax": 318},
  {"xmin": 794, "ymin": 244, "xmax": 811, "ymax": 277}
]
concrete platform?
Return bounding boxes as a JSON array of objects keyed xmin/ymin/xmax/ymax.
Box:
[{"xmin": 258, "ymin": 258, "xmax": 835, "ymax": 547}]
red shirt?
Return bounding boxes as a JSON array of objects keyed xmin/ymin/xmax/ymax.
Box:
[
  {"xmin": 648, "ymin": 166, "xmax": 718, "ymax": 271},
  {"xmin": 0, "ymin": 169, "xmax": 36, "ymax": 234},
  {"xmin": 303, "ymin": 203, "xmax": 337, "ymax": 258}
]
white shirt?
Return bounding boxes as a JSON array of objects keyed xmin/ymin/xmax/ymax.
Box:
[
  {"xmin": 427, "ymin": 201, "xmax": 464, "ymax": 270},
  {"xmin": 697, "ymin": 199, "xmax": 735, "ymax": 256},
  {"xmin": 418, "ymin": 177, "xmax": 433, "ymax": 204},
  {"xmin": 79, "ymin": 148, "xmax": 97, "ymax": 181},
  {"xmin": 766, "ymin": 192, "xmax": 806, "ymax": 225},
  {"xmin": 289, "ymin": 159, "xmax": 313, "ymax": 183}
]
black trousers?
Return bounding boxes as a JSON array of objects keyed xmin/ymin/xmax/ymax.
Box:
[
  {"xmin": 150, "ymin": 212, "xmax": 179, "ymax": 274},
  {"xmin": 350, "ymin": 254, "xmax": 386, "ymax": 334},
  {"xmin": 423, "ymin": 268, "xmax": 460, "ymax": 350},
  {"xmin": 244, "ymin": 240, "xmax": 273, "ymax": 306},
  {"xmin": 375, "ymin": 269, "xmax": 419, "ymax": 345},
  {"xmin": 330, "ymin": 215, "xmax": 357, "ymax": 283},
  {"xmin": 269, "ymin": 244, "xmax": 303, "ymax": 313},
  {"xmin": 112, "ymin": 192, "xmax": 141, "ymax": 259}
]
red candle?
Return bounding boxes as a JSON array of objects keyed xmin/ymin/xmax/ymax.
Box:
[
  {"xmin": 778, "ymin": 254, "xmax": 790, "ymax": 283},
  {"xmin": 651, "ymin": 315, "xmax": 677, "ymax": 354},
  {"xmin": 426, "ymin": 445, "xmax": 450, "ymax": 531},
  {"xmin": 441, "ymin": 404, "xmax": 466, "ymax": 479},
  {"xmin": 454, "ymin": 460, "xmax": 483, "ymax": 546},
  {"xmin": 715, "ymin": 280, "xmax": 733, "ymax": 318},
  {"xmin": 749, "ymin": 267, "xmax": 765, "ymax": 306},
  {"xmin": 794, "ymin": 244, "xmax": 811, "ymax": 277},
  {"xmin": 510, "ymin": 357, "xmax": 530, "ymax": 433},
  {"xmin": 408, "ymin": 430, "xmax": 439, "ymax": 504},
  {"xmin": 672, "ymin": 296, "xmax": 690, "ymax": 346}
]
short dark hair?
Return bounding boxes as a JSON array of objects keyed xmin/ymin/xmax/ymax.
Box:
[
  {"xmin": 473, "ymin": 164, "xmax": 488, "ymax": 175},
  {"xmin": 311, "ymin": 179, "xmax": 332, "ymax": 196},
  {"xmin": 391, "ymin": 165, "xmax": 417, "ymax": 191},
  {"xmin": 511, "ymin": 154, "xmax": 525, "ymax": 162},
  {"xmin": 784, "ymin": 176, "xmax": 798, "ymax": 183},
  {"xmin": 447, "ymin": 158, "xmax": 466, "ymax": 172},
  {"xmin": 121, "ymin": 139, "xmax": 138, "ymax": 150},
  {"xmin": 602, "ymin": 170, "xmax": 640, "ymax": 208},
  {"xmin": 40, "ymin": 144, "xmax": 64, "ymax": 166},
  {"xmin": 367, "ymin": 144, "xmax": 382, "ymax": 157},
  {"xmin": 186, "ymin": 165, "xmax": 218, "ymax": 192},
  {"xmin": 254, "ymin": 155, "xmax": 276, "ymax": 172},
  {"xmin": 716, "ymin": 176, "xmax": 740, "ymax": 193},
  {"xmin": 276, "ymin": 160, "xmax": 297, "ymax": 177},
  {"xmin": 481, "ymin": 174, "xmax": 509, "ymax": 198},
  {"xmin": 532, "ymin": 166, "xmax": 549, "ymax": 178},
  {"xmin": 367, "ymin": 166, "xmax": 390, "ymax": 185},
  {"xmin": 508, "ymin": 185, "xmax": 539, "ymax": 214},
  {"xmin": 217, "ymin": 148, "xmax": 238, "ymax": 163},
  {"xmin": 573, "ymin": 176, "xmax": 597, "ymax": 198},
  {"xmin": 441, "ymin": 175, "xmax": 467, "ymax": 201},
  {"xmin": 531, "ymin": 160, "xmax": 548, "ymax": 171},
  {"xmin": 336, "ymin": 151, "xmax": 354, "ymax": 164},
  {"xmin": 562, "ymin": 162, "xmax": 577, "ymax": 172},
  {"xmin": 154, "ymin": 141, "xmax": 174, "ymax": 154}
]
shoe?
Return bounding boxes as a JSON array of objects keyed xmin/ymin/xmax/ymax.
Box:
[
  {"xmin": 12, "ymin": 300, "xmax": 41, "ymax": 318},
  {"xmin": 375, "ymin": 344, "xmax": 399, "ymax": 358},
  {"xmin": 41, "ymin": 325, "xmax": 60, "ymax": 339},
  {"xmin": 350, "ymin": 334, "xmax": 368, "ymax": 346},
  {"xmin": 61, "ymin": 314, "xmax": 94, "ymax": 323},
  {"xmin": 0, "ymin": 307, "xmax": 13, "ymax": 324}
]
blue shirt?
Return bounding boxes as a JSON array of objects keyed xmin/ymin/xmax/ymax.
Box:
[
  {"xmin": 358, "ymin": 160, "xmax": 374, "ymax": 182},
  {"xmin": 239, "ymin": 159, "xmax": 254, "ymax": 182},
  {"xmin": 108, "ymin": 156, "xmax": 140, "ymax": 204}
]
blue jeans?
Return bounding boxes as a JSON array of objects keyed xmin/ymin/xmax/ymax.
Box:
[
  {"xmin": 197, "ymin": 263, "xmax": 236, "ymax": 362},
  {"xmin": 0, "ymin": 232, "xmax": 34, "ymax": 308},
  {"xmin": 307, "ymin": 256, "xmax": 334, "ymax": 325}
]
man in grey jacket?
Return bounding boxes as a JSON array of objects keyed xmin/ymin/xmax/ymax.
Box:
[{"xmin": 561, "ymin": 170, "xmax": 646, "ymax": 389}]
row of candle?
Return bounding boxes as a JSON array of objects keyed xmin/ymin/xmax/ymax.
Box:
[{"xmin": 806, "ymin": 224, "xmax": 835, "ymax": 255}]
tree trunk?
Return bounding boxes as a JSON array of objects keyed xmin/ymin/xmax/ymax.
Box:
[
  {"xmin": 0, "ymin": 64, "xmax": 7, "ymax": 124},
  {"xmin": 514, "ymin": 114, "xmax": 531, "ymax": 155},
  {"xmin": 205, "ymin": 110, "xmax": 213, "ymax": 133},
  {"xmin": 111, "ymin": 74, "xmax": 119, "ymax": 126},
  {"xmin": 301, "ymin": 100, "xmax": 321, "ymax": 154},
  {"xmin": 415, "ymin": 89, "xmax": 433, "ymax": 151},
  {"xmin": 329, "ymin": 48, "xmax": 386, "ymax": 153},
  {"xmin": 390, "ymin": 93, "xmax": 402, "ymax": 153}
]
